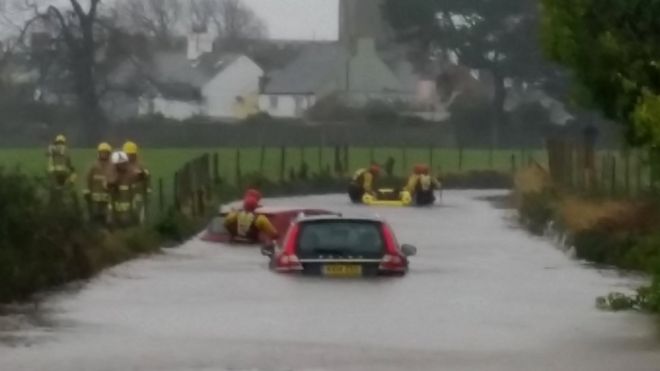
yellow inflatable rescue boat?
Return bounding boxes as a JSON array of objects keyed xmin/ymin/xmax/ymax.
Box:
[{"xmin": 362, "ymin": 189, "xmax": 413, "ymax": 207}]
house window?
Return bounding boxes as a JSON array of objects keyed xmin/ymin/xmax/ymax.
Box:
[
  {"xmin": 294, "ymin": 96, "xmax": 303, "ymax": 115},
  {"xmin": 269, "ymin": 96, "xmax": 279, "ymax": 109}
]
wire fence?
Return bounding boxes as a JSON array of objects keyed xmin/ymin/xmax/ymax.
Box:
[
  {"xmin": 545, "ymin": 138, "xmax": 659, "ymax": 196},
  {"xmin": 153, "ymin": 145, "xmax": 539, "ymax": 220}
]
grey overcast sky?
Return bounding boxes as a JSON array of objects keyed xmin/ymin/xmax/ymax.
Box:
[
  {"xmin": 244, "ymin": 0, "xmax": 339, "ymax": 40},
  {"xmin": 1, "ymin": 0, "xmax": 340, "ymax": 41}
]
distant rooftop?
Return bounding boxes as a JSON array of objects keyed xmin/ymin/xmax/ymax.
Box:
[{"xmin": 262, "ymin": 43, "xmax": 347, "ymax": 95}]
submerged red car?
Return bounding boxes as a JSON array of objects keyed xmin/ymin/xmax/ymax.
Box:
[
  {"xmin": 261, "ymin": 214, "xmax": 417, "ymax": 277},
  {"xmin": 201, "ymin": 206, "xmax": 337, "ymax": 244}
]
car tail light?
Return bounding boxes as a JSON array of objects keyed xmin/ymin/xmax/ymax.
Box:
[
  {"xmin": 276, "ymin": 223, "xmax": 303, "ymax": 272},
  {"xmin": 379, "ymin": 224, "xmax": 405, "ymax": 271}
]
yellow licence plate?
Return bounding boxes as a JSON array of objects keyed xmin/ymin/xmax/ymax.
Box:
[{"xmin": 322, "ymin": 265, "xmax": 363, "ymax": 277}]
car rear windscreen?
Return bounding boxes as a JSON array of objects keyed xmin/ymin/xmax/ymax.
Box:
[{"xmin": 297, "ymin": 220, "xmax": 385, "ymax": 257}]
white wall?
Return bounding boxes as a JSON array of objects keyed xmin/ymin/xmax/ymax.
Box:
[
  {"xmin": 258, "ymin": 94, "xmax": 316, "ymax": 118},
  {"xmin": 203, "ymin": 56, "xmax": 263, "ymax": 118},
  {"xmin": 139, "ymin": 96, "xmax": 202, "ymax": 120}
]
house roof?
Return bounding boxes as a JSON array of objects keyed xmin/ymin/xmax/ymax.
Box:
[
  {"xmin": 262, "ymin": 43, "xmax": 348, "ymax": 95},
  {"xmin": 152, "ymin": 52, "xmax": 239, "ymax": 85},
  {"xmin": 108, "ymin": 51, "xmax": 244, "ymax": 101}
]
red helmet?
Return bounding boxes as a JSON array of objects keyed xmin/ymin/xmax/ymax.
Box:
[
  {"xmin": 244, "ymin": 188, "xmax": 262, "ymax": 201},
  {"xmin": 369, "ymin": 164, "xmax": 380, "ymax": 175},
  {"xmin": 420, "ymin": 164, "xmax": 430, "ymax": 175},
  {"xmin": 243, "ymin": 196, "xmax": 259, "ymax": 212},
  {"xmin": 413, "ymin": 164, "xmax": 424, "ymax": 175}
]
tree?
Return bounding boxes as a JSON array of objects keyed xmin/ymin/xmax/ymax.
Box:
[
  {"xmin": 383, "ymin": 0, "xmax": 556, "ymax": 147},
  {"xmin": 116, "ymin": 0, "xmax": 183, "ymax": 47},
  {"xmin": 45, "ymin": 0, "xmax": 106, "ymax": 142},
  {"xmin": 541, "ymin": 0, "xmax": 660, "ymax": 146},
  {"xmin": 191, "ymin": 0, "xmax": 267, "ymax": 49},
  {"xmin": 11, "ymin": 0, "xmax": 108, "ymax": 142}
]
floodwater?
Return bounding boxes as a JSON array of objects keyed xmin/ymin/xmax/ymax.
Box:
[{"xmin": 1, "ymin": 191, "xmax": 659, "ymax": 371}]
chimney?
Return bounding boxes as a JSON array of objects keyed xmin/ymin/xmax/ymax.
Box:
[
  {"xmin": 187, "ymin": 29, "xmax": 214, "ymax": 61},
  {"xmin": 356, "ymin": 38, "xmax": 376, "ymax": 56}
]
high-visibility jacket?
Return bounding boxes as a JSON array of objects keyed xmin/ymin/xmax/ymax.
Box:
[
  {"xmin": 351, "ymin": 169, "xmax": 375, "ymax": 193},
  {"xmin": 108, "ymin": 171, "xmax": 137, "ymax": 226},
  {"xmin": 224, "ymin": 211, "xmax": 278, "ymax": 241},
  {"xmin": 417, "ymin": 174, "xmax": 441, "ymax": 192},
  {"xmin": 128, "ymin": 162, "xmax": 151, "ymax": 196},
  {"xmin": 85, "ymin": 160, "xmax": 112, "ymax": 203},
  {"xmin": 404, "ymin": 174, "xmax": 420, "ymax": 193},
  {"xmin": 47, "ymin": 145, "xmax": 75, "ymax": 185},
  {"xmin": 405, "ymin": 174, "xmax": 441, "ymax": 194}
]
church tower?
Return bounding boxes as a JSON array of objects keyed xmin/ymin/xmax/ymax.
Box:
[{"xmin": 338, "ymin": 0, "xmax": 390, "ymax": 50}]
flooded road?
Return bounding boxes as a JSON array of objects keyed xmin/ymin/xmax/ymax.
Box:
[{"xmin": 2, "ymin": 191, "xmax": 659, "ymax": 371}]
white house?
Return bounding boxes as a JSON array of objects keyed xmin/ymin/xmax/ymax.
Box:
[
  {"xmin": 259, "ymin": 38, "xmax": 416, "ymax": 118},
  {"xmin": 138, "ymin": 50, "xmax": 263, "ymax": 120}
]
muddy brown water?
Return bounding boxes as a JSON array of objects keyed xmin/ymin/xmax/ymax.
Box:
[{"xmin": 1, "ymin": 191, "xmax": 659, "ymax": 371}]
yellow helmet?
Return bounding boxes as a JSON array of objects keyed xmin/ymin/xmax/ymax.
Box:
[
  {"xmin": 123, "ymin": 141, "xmax": 138, "ymax": 155},
  {"xmin": 97, "ymin": 142, "xmax": 112, "ymax": 152},
  {"xmin": 55, "ymin": 134, "xmax": 66, "ymax": 144}
]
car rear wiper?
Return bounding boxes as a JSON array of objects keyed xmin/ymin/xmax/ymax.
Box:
[{"xmin": 311, "ymin": 248, "xmax": 346, "ymax": 256}]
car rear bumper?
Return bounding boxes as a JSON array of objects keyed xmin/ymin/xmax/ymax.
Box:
[{"xmin": 273, "ymin": 259, "xmax": 407, "ymax": 276}]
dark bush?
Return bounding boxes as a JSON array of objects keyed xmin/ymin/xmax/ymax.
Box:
[
  {"xmin": 0, "ymin": 168, "xmax": 160, "ymax": 302},
  {"xmin": 518, "ymin": 190, "xmax": 556, "ymax": 235},
  {"xmin": 364, "ymin": 101, "xmax": 400, "ymax": 125},
  {"xmin": 441, "ymin": 170, "xmax": 513, "ymax": 189}
]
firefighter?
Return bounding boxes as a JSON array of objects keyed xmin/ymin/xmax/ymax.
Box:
[
  {"xmin": 244, "ymin": 188, "xmax": 263, "ymax": 206},
  {"xmin": 108, "ymin": 151, "xmax": 138, "ymax": 228},
  {"xmin": 123, "ymin": 141, "xmax": 151, "ymax": 225},
  {"xmin": 404, "ymin": 164, "xmax": 425, "ymax": 195},
  {"xmin": 224, "ymin": 196, "xmax": 278, "ymax": 243},
  {"xmin": 348, "ymin": 165, "xmax": 380, "ymax": 203},
  {"xmin": 414, "ymin": 165, "xmax": 442, "ymax": 206},
  {"xmin": 46, "ymin": 134, "xmax": 76, "ymax": 188},
  {"xmin": 84, "ymin": 142, "xmax": 113, "ymax": 225}
]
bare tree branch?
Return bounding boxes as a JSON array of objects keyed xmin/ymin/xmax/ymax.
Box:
[
  {"xmin": 116, "ymin": 0, "xmax": 182, "ymax": 46},
  {"xmin": 191, "ymin": 0, "xmax": 267, "ymax": 41}
]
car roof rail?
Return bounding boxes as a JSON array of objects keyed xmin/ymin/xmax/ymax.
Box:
[{"xmin": 296, "ymin": 211, "xmax": 343, "ymax": 221}]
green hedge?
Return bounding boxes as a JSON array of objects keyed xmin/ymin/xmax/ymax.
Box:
[
  {"xmin": 0, "ymin": 168, "xmax": 160, "ymax": 302},
  {"xmin": 516, "ymin": 186, "xmax": 660, "ymax": 312}
]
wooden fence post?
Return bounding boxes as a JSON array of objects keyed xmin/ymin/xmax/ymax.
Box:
[
  {"xmin": 610, "ymin": 155, "xmax": 617, "ymax": 196},
  {"xmin": 235, "ymin": 149, "xmax": 242, "ymax": 187},
  {"xmin": 158, "ymin": 177, "xmax": 164, "ymax": 215},
  {"xmin": 212, "ymin": 152, "xmax": 220, "ymax": 185},
  {"xmin": 401, "ymin": 146, "xmax": 407, "ymax": 175},
  {"xmin": 300, "ymin": 146, "xmax": 305, "ymax": 169},
  {"xmin": 174, "ymin": 171, "xmax": 180, "ymax": 212},
  {"xmin": 280, "ymin": 146, "xmax": 286, "ymax": 182},
  {"xmin": 458, "ymin": 145, "xmax": 464, "ymax": 171},
  {"xmin": 636, "ymin": 150, "xmax": 643, "ymax": 195},
  {"xmin": 601, "ymin": 155, "xmax": 608, "ymax": 190},
  {"xmin": 203, "ymin": 153, "xmax": 211, "ymax": 201},
  {"xmin": 564, "ymin": 142, "xmax": 575, "ymax": 188},
  {"xmin": 343, "ymin": 145, "xmax": 349, "ymax": 174},
  {"xmin": 259, "ymin": 146, "xmax": 266, "ymax": 175},
  {"xmin": 429, "ymin": 145, "xmax": 434, "ymax": 170},
  {"xmin": 623, "ymin": 149, "xmax": 630, "ymax": 196},
  {"xmin": 511, "ymin": 154, "xmax": 517, "ymax": 174}
]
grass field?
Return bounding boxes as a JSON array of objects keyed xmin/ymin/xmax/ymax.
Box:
[
  {"xmin": 2, "ymin": 146, "xmax": 652, "ymax": 216},
  {"xmin": 0, "ymin": 146, "xmax": 545, "ymax": 181},
  {"xmin": 0, "ymin": 146, "xmax": 547, "ymax": 217}
]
